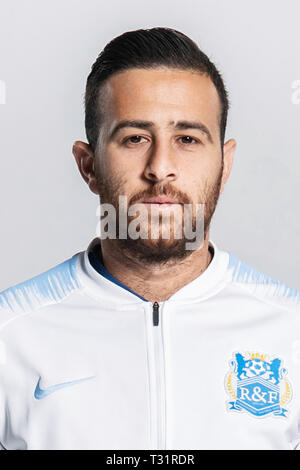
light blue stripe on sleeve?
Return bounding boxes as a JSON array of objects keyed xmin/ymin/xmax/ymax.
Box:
[
  {"xmin": 0, "ymin": 254, "xmax": 80, "ymax": 313},
  {"xmin": 227, "ymin": 252, "xmax": 300, "ymax": 304}
]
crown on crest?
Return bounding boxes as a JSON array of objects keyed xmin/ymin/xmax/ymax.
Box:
[{"xmin": 247, "ymin": 352, "xmax": 267, "ymax": 362}]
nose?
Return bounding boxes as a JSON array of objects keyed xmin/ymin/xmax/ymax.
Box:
[{"xmin": 143, "ymin": 139, "xmax": 178, "ymax": 184}]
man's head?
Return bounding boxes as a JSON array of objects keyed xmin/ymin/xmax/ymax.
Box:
[
  {"xmin": 73, "ymin": 27, "xmax": 236, "ymax": 264},
  {"xmin": 85, "ymin": 27, "xmax": 229, "ymax": 153}
]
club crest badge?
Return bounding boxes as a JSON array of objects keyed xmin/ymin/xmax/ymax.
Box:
[{"xmin": 225, "ymin": 351, "xmax": 292, "ymax": 418}]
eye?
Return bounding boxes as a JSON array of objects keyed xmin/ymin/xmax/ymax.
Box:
[
  {"xmin": 179, "ymin": 136, "xmax": 199, "ymax": 145},
  {"xmin": 123, "ymin": 135, "xmax": 148, "ymax": 145}
]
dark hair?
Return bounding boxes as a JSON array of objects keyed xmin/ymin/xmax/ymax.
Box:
[{"xmin": 85, "ymin": 27, "xmax": 229, "ymax": 152}]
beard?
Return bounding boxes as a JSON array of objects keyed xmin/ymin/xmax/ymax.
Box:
[{"xmin": 95, "ymin": 162, "xmax": 223, "ymax": 265}]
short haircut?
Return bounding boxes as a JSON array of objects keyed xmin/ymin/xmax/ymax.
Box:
[{"xmin": 85, "ymin": 27, "xmax": 229, "ymax": 152}]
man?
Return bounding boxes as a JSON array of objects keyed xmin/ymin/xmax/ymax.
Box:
[{"xmin": 0, "ymin": 27, "xmax": 299, "ymax": 450}]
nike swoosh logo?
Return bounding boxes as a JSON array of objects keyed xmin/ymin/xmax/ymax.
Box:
[{"xmin": 34, "ymin": 375, "xmax": 95, "ymax": 400}]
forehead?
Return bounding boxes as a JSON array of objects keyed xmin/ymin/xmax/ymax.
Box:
[{"xmin": 99, "ymin": 67, "xmax": 221, "ymax": 132}]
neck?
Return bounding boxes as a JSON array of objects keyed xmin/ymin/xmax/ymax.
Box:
[{"xmin": 99, "ymin": 235, "xmax": 213, "ymax": 302}]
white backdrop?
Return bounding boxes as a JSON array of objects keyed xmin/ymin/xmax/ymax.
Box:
[{"xmin": 0, "ymin": 0, "xmax": 299, "ymax": 290}]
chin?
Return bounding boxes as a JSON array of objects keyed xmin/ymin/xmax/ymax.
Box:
[{"xmin": 118, "ymin": 237, "xmax": 192, "ymax": 264}]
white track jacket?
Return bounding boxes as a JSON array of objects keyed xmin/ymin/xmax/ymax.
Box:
[{"xmin": 0, "ymin": 237, "xmax": 300, "ymax": 450}]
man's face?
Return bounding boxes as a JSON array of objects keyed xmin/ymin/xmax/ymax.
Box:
[{"xmin": 79, "ymin": 67, "xmax": 235, "ymax": 263}]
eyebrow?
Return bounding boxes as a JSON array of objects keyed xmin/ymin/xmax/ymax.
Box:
[{"xmin": 109, "ymin": 119, "xmax": 213, "ymax": 143}]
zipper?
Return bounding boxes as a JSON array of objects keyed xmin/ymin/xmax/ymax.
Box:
[
  {"xmin": 152, "ymin": 301, "xmax": 159, "ymax": 326},
  {"xmin": 148, "ymin": 301, "xmax": 166, "ymax": 449}
]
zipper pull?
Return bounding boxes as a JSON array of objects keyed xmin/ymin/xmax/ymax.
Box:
[{"xmin": 152, "ymin": 301, "xmax": 159, "ymax": 326}]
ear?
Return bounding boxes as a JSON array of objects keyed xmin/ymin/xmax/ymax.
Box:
[
  {"xmin": 219, "ymin": 138, "xmax": 236, "ymax": 195},
  {"xmin": 72, "ymin": 141, "xmax": 99, "ymax": 195}
]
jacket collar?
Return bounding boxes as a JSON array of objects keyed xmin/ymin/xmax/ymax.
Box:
[{"xmin": 75, "ymin": 237, "xmax": 230, "ymax": 307}]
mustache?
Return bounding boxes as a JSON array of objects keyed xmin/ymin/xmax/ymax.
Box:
[{"xmin": 129, "ymin": 183, "xmax": 191, "ymax": 206}]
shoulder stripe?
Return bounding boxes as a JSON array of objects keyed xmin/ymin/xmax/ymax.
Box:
[
  {"xmin": 227, "ymin": 252, "xmax": 300, "ymax": 304},
  {"xmin": 0, "ymin": 254, "xmax": 80, "ymax": 313}
]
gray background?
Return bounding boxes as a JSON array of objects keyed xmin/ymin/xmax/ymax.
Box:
[{"xmin": 0, "ymin": 0, "xmax": 299, "ymax": 291}]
